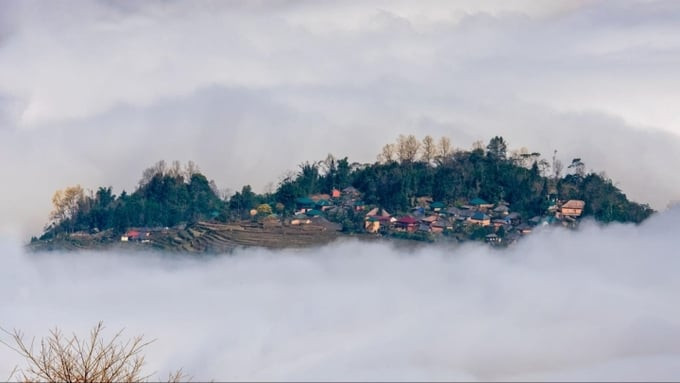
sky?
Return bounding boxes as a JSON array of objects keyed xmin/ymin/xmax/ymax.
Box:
[
  {"xmin": 0, "ymin": 0, "xmax": 679, "ymax": 237},
  {"xmin": 2, "ymin": 207, "xmax": 680, "ymax": 381}
]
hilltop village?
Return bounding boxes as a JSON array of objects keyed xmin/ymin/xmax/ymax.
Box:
[
  {"xmin": 110, "ymin": 190, "xmax": 584, "ymax": 251},
  {"xmin": 33, "ymin": 135, "xmax": 653, "ymax": 252},
  {"xmin": 279, "ymin": 187, "xmax": 586, "ymax": 246}
]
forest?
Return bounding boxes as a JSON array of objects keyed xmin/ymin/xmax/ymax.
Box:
[{"xmin": 38, "ymin": 135, "xmax": 654, "ymax": 240}]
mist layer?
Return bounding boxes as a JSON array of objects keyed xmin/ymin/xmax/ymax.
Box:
[{"xmin": 2, "ymin": 207, "xmax": 680, "ymax": 381}]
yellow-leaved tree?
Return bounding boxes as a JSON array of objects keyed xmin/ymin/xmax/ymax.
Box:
[{"xmin": 50, "ymin": 185, "xmax": 85, "ymax": 226}]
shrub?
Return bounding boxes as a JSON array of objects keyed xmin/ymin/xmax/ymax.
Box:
[{"xmin": 2, "ymin": 322, "xmax": 185, "ymax": 383}]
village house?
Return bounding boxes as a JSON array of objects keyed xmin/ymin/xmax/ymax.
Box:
[
  {"xmin": 429, "ymin": 201, "xmax": 446, "ymax": 212},
  {"xmin": 505, "ymin": 212, "xmax": 521, "ymax": 226},
  {"xmin": 295, "ymin": 197, "xmax": 316, "ymax": 213},
  {"xmin": 446, "ymin": 207, "xmax": 464, "ymax": 219},
  {"xmin": 517, "ymin": 223, "xmax": 533, "ymax": 235},
  {"xmin": 492, "ymin": 204, "xmax": 509, "ymax": 217},
  {"xmin": 309, "ymin": 193, "xmax": 331, "ymax": 202},
  {"xmin": 492, "ymin": 218, "xmax": 509, "ymax": 229},
  {"xmin": 431, "ymin": 219, "xmax": 449, "ymax": 234},
  {"xmin": 306, "ymin": 209, "xmax": 323, "ymax": 217},
  {"xmin": 468, "ymin": 211, "xmax": 491, "ymax": 226},
  {"xmin": 417, "ymin": 222, "xmax": 432, "ymax": 233},
  {"xmin": 469, "ymin": 198, "xmax": 494, "ymax": 211},
  {"xmin": 420, "ymin": 215, "xmax": 439, "ymax": 224},
  {"xmin": 290, "ymin": 214, "xmax": 312, "ymax": 225},
  {"xmin": 120, "ymin": 229, "xmax": 151, "ymax": 243},
  {"xmin": 395, "ymin": 216, "xmax": 418, "ymax": 232},
  {"xmin": 315, "ymin": 199, "xmax": 332, "ymax": 211},
  {"xmin": 365, "ymin": 207, "xmax": 393, "ymax": 222},
  {"xmin": 364, "ymin": 217, "xmax": 381, "ymax": 233},
  {"xmin": 411, "ymin": 206, "xmax": 425, "ymax": 217},
  {"xmin": 342, "ymin": 186, "xmax": 361, "ymax": 199},
  {"xmin": 364, "ymin": 207, "xmax": 393, "ymax": 233},
  {"xmin": 559, "ymin": 200, "xmax": 586, "ymax": 217},
  {"xmin": 485, "ymin": 233, "xmax": 502, "ymax": 245}
]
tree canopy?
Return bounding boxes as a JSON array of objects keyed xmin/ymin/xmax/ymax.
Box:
[{"xmin": 40, "ymin": 136, "xmax": 654, "ymax": 240}]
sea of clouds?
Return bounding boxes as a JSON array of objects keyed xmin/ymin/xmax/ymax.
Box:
[
  {"xmin": 2, "ymin": 2, "xmax": 680, "ymax": 379},
  {"xmin": 2, "ymin": 206, "xmax": 680, "ymax": 381}
]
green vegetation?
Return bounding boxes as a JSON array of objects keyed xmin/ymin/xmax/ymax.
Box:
[{"xmin": 39, "ymin": 135, "xmax": 653, "ymax": 242}]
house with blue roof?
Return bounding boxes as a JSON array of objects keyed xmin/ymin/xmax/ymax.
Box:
[{"xmin": 468, "ymin": 211, "xmax": 491, "ymax": 226}]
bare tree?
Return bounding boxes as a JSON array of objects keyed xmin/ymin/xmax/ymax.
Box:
[
  {"xmin": 420, "ymin": 135, "xmax": 436, "ymax": 164},
  {"xmin": 139, "ymin": 160, "xmax": 167, "ymax": 187},
  {"xmin": 436, "ymin": 136, "xmax": 453, "ymax": 160},
  {"xmin": 209, "ymin": 180, "xmax": 220, "ymax": 196},
  {"xmin": 510, "ymin": 147, "xmax": 529, "ymax": 167},
  {"xmin": 184, "ymin": 161, "xmax": 200, "ymax": 180},
  {"xmin": 552, "ymin": 150, "xmax": 563, "ymax": 179},
  {"xmin": 378, "ymin": 143, "xmax": 396, "ymax": 163},
  {"xmin": 1, "ymin": 322, "xmax": 186, "ymax": 383},
  {"xmin": 510, "ymin": 147, "xmax": 542, "ymax": 169},
  {"xmin": 220, "ymin": 187, "xmax": 234, "ymax": 201},
  {"xmin": 537, "ymin": 159, "xmax": 551, "ymax": 177},
  {"xmin": 472, "ymin": 140, "xmax": 485, "ymax": 152},
  {"xmin": 263, "ymin": 181, "xmax": 275, "ymax": 195},
  {"xmin": 397, "ymin": 134, "xmax": 420, "ymax": 163},
  {"xmin": 319, "ymin": 153, "xmax": 336, "ymax": 175},
  {"xmin": 168, "ymin": 160, "xmax": 183, "ymax": 179}
]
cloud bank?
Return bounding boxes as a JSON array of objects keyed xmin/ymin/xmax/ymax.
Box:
[
  {"xmin": 2, "ymin": 207, "xmax": 680, "ymax": 381},
  {"xmin": 1, "ymin": 1, "xmax": 680, "ymax": 236}
]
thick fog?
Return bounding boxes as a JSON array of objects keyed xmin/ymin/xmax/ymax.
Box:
[
  {"xmin": 2, "ymin": 1, "xmax": 680, "ymax": 236},
  {"xmin": 2, "ymin": 207, "xmax": 680, "ymax": 381}
]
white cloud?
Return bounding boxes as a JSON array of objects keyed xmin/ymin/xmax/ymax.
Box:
[
  {"xmin": 1, "ymin": 0, "xmax": 680, "ymax": 235},
  {"xmin": 2, "ymin": 206, "xmax": 680, "ymax": 381}
]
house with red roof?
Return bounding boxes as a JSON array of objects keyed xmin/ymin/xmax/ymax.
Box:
[{"xmin": 395, "ymin": 216, "xmax": 418, "ymax": 232}]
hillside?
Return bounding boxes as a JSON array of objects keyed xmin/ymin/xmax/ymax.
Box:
[{"xmin": 31, "ymin": 135, "xmax": 654, "ymax": 251}]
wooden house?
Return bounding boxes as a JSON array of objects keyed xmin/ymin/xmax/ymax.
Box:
[
  {"xmin": 470, "ymin": 198, "xmax": 494, "ymax": 211},
  {"xmin": 395, "ymin": 216, "xmax": 418, "ymax": 232},
  {"xmin": 492, "ymin": 204, "xmax": 509, "ymax": 217},
  {"xmin": 431, "ymin": 219, "xmax": 449, "ymax": 233},
  {"xmin": 468, "ymin": 212, "xmax": 491, "ymax": 226},
  {"xmin": 560, "ymin": 200, "xmax": 585, "ymax": 217}
]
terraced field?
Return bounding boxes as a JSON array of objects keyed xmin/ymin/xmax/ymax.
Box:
[
  {"xmin": 150, "ymin": 220, "xmax": 341, "ymax": 253},
  {"xmin": 29, "ymin": 219, "xmax": 342, "ymax": 254}
]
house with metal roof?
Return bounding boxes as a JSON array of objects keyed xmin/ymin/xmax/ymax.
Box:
[
  {"xmin": 429, "ymin": 201, "xmax": 446, "ymax": 212},
  {"xmin": 468, "ymin": 212, "xmax": 491, "ymax": 226}
]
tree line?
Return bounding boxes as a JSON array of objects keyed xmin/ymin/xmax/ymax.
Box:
[{"xmin": 40, "ymin": 136, "xmax": 654, "ymax": 239}]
